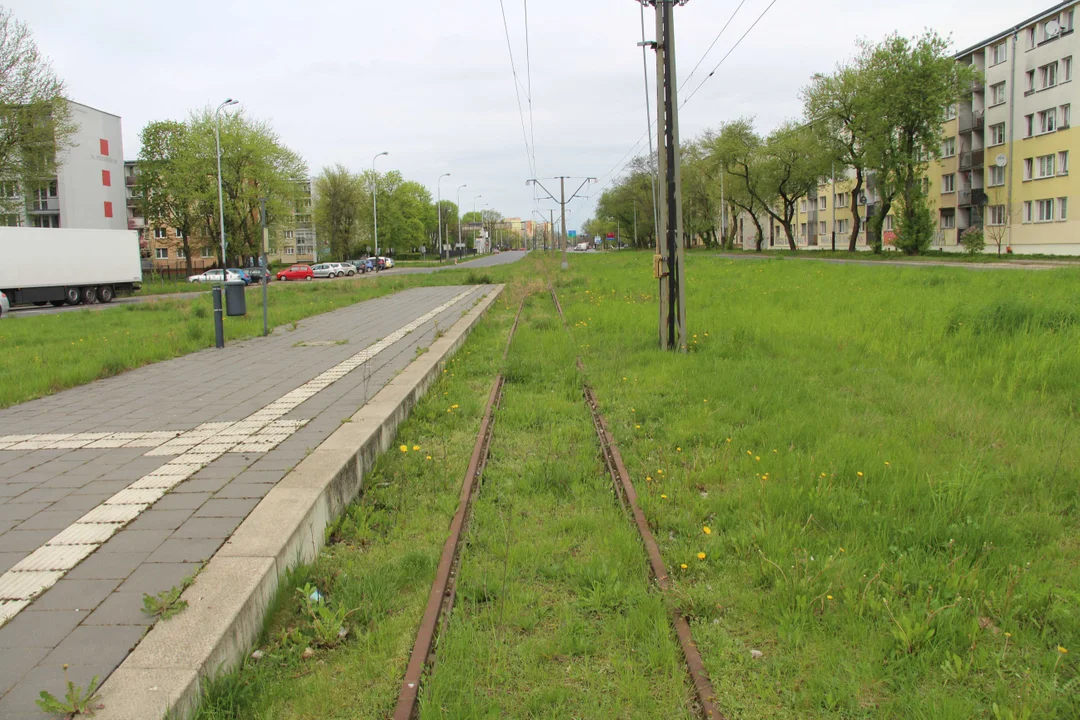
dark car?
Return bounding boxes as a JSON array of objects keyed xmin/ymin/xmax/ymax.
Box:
[
  {"xmin": 245, "ymin": 267, "xmax": 272, "ymax": 283},
  {"xmin": 227, "ymin": 268, "xmax": 252, "ymax": 286}
]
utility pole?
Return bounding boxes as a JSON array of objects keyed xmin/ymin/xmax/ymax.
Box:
[
  {"xmin": 527, "ymin": 176, "xmax": 595, "ymax": 267},
  {"xmin": 644, "ymin": 0, "xmax": 688, "ymax": 352},
  {"xmin": 259, "ymin": 198, "xmax": 268, "ymax": 337},
  {"xmin": 830, "ymin": 161, "xmax": 836, "ymax": 252},
  {"xmin": 549, "ymin": 209, "xmax": 554, "ymax": 251}
]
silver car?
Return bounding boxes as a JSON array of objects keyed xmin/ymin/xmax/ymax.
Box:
[
  {"xmin": 329, "ymin": 262, "xmax": 356, "ymax": 277},
  {"xmin": 0, "ymin": 291, "xmax": 9, "ymax": 318},
  {"xmin": 311, "ymin": 263, "xmax": 336, "ymax": 279}
]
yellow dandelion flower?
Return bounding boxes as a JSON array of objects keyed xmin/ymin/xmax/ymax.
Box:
[
  {"xmin": 452, "ymin": 404, "xmax": 459, "ymax": 409},
  {"xmin": 820, "ymin": 473, "xmax": 827, "ymax": 478},
  {"xmin": 677, "ymin": 447, "xmax": 682, "ymax": 452},
  {"xmin": 857, "ymin": 471, "xmax": 864, "ymax": 477},
  {"xmin": 413, "ymin": 445, "xmax": 420, "ymax": 451},
  {"xmin": 1060, "ymin": 646, "xmax": 1069, "ymax": 654},
  {"xmin": 885, "ymin": 461, "xmax": 891, "ymax": 466},
  {"xmin": 703, "ymin": 526, "xmax": 712, "ymax": 535},
  {"xmin": 755, "ymin": 456, "xmax": 760, "ymax": 461},
  {"xmin": 839, "ymin": 547, "xmax": 845, "ymax": 553},
  {"xmin": 400, "ymin": 445, "xmax": 408, "ymax": 453},
  {"xmin": 680, "ymin": 563, "xmax": 688, "ymax": 569},
  {"xmin": 697, "ymin": 552, "xmax": 706, "ymax": 560},
  {"xmin": 645, "ymin": 476, "xmax": 652, "ymax": 482},
  {"xmin": 661, "ymin": 494, "xmax": 668, "ymax": 499},
  {"xmin": 1004, "ymin": 632, "xmax": 1012, "ymax": 638},
  {"xmin": 426, "ymin": 455, "xmax": 432, "ymax": 461},
  {"xmin": 827, "ymin": 595, "xmax": 834, "ymax": 600},
  {"xmin": 726, "ymin": 438, "xmax": 732, "ymax": 443}
]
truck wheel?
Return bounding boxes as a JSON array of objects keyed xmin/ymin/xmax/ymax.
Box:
[
  {"xmin": 81, "ymin": 287, "xmax": 98, "ymax": 305},
  {"xmin": 98, "ymin": 285, "xmax": 114, "ymax": 303},
  {"xmin": 65, "ymin": 287, "xmax": 81, "ymax": 305}
]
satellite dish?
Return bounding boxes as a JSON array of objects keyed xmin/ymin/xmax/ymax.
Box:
[
  {"xmin": 1046, "ymin": 19, "xmax": 1061, "ymax": 37},
  {"xmin": 996, "ymin": 154, "xmax": 1008, "ymax": 167}
]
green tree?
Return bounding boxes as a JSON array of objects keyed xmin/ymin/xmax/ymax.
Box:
[
  {"xmin": 0, "ymin": 6, "xmax": 75, "ymax": 219},
  {"xmin": 136, "ymin": 121, "xmax": 208, "ymax": 275},
  {"xmin": 188, "ymin": 107, "xmax": 307, "ymax": 266},
  {"xmin": 861, "ymin": 32, "xmax": 977, "ymax": 254},
  {"xmin": 378, "ymin": 177, "xmax": 433, "ymax": 254},
  {"xmin": 758, "ymin": 122, "xmax": 831, "ymax": 250},
  {"xmin": 803, "ymin": 59, "xmax": 873, "ymax": 251},
  {"xmin": 594, "ymin": 156, "xmax": 656, "ymax": 250},
  {"xmin": 313, "ymin": 164, "xmax": 364, "ymax": 261}
]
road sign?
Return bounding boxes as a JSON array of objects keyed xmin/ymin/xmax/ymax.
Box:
[{"xmin": 568, "ymin": 230, "xmax": 577, "ymax": 238}]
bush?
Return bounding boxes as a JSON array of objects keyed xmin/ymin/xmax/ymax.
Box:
[{"xmin": 959, "ymin": 227, "xmax": 985, "ymax": 256}]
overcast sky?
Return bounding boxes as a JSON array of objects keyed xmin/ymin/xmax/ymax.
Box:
[{"xmin": 9, "ymin": 0, "xmax": 1054, "ymax": 228}]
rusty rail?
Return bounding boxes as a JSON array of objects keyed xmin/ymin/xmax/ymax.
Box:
[
  {"xmin": 550, "ymin": 284, "xmax": 725, "ymax": 720},
  {"xmin": 392, "ymin": 296, "xmax": 525, "ymax": 719}
]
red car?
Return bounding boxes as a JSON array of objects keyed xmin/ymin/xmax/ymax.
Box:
[{"xmin": 276, "ymin": 265, "xmax": 314, "ymax": 281}]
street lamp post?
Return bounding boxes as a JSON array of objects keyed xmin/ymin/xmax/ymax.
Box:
[
  {"xmin": 214, "ymin": 98, "xmax": 238, "ymax": 276},
  {"xmin": 472, "ymin": 195, "xmax": 483, "ymax": 253},
  {"xmin": 455, "ymin": 184, "xmax": 466, "ymax": 260},
  {"xmin": 372, "ymin": 151, "xmax": 388, "ymax": 258},
  {"xmin": 436, "ymin": 173, "xmax": 450, "ymax": 260}
]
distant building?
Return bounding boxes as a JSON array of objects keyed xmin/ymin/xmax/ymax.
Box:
[
  {"xmin": 4, "ymin": 100, "xmax": 127, "ymax": 231},
  {"xmin": 269, "ymin": 178, "xmax": 317, "ymax": 264}
]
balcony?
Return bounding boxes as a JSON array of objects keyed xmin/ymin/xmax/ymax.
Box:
[
  {"xmin": 958, "ymin": 189, "xmax": 973, "ymax": 206},
  {"xmin": 959, "ymin": 110, "xmax": 985, "ymax": 133},
  {"xmin": 959, "ymin": 149, "xmax": 985, "ymax": 170},
  {"xmin": 125, "ymin": 175, "xmax": 137, "ymax": 187}
]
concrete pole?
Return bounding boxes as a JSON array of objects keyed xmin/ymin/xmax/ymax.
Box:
[{"xmin": 560, "ymin": 176, "xmax": 568, "ymax": 269}]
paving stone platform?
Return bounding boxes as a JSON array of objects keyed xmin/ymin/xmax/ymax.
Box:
[{"xmin": 0, "ymin": 284, "xmax": 492, "ymax": 718}]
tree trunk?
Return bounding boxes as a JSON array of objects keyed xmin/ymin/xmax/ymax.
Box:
[
  {"xmin": 182, "ymin": 235, "xmax": 193, "ymax": 276},
  {"xmin": 849, "ymin": 168, "xmax": 863, "ymax": 252},
  {"xmin": 750, "ymin": 215, "xmax": 765, "ymax": 252},
  {"xmin": 785, "ymin": 222, "xmax": 797, "ymax": 251}
]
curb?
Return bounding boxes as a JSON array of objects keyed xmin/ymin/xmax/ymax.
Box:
[{"xmin": 92, "ymin": 284, "xmax": 505, "ymax": 720}]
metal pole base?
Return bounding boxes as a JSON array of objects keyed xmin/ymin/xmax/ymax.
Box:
[{"xmin": 212, "ymin": 286, "xmax": 225, "ymax": 349}]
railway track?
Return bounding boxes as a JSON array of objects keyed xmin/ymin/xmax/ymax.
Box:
[{"xmin": 392, "ymin": 289, "xmax": 723, "ymax": 719}]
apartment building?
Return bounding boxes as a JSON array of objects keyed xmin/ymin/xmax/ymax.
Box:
[
  {"xmin": 123, "ymin": 161, "xmax": 217, "ymax": 273},
  {"xmin": 268, "ymin": 178, "xmax": 316, "ymax": 264},
  {"xmin": 3, "ymin": 100, "xmax": 127, "ymax": 232},
  {"xmin": 932, "ymin": 1, "xmax": 1077, "ymax": 254}
]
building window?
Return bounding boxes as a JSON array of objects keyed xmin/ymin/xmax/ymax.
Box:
[
  {"xmin": 1023, "ymin": 201, "xmax": 1033, "ymax": 222},
  {"xmin": 800, "ymin": 222, "xmax": 807, "ymax": 237},
  {"xmin": 884, "ymin": 215, "xmax": 894, "ymax": 232},
  {"xmin": 989, "ymin": 123, "xmax": 1006, "ymax": 146},
  {"xmin": 1061, "ymin": 103, "xmax": 1071, "ymax": 127},
  {"xmin": 155, "ymin": 248, "xmax": 168, "ymax": 259},
  {"xmin": 99, "ymin": 139, "xmax": 109, "ymax": 157},
  {"xmin": 1039, "ymin": 108, "xmax": 1057, "ymax": 133},
  {"xmin": 818, "ymin": 196, "xmax": 827, "ymax": 211},
  {"xmin": 989, "ymin": 165, "xmax": 1006, "ymax": 186},
  {"xmin": 942, "ymin": 137, "xmax": 957, "ymax": 157},
  {"xmin": 1027, "ymin": 27, "xmax": 1036, "ymax": 49},
  {"xmin": 819, "ymin": 221, "xmax": 827, "ymax": 235},
  {"xmin": 201, "ymin": 247, "xmax": 214, "ymax": 259},
  {"xmin": 991, "ymin": 82, "xmax": 1007, "ymax": 105},
  {"xmin": 1060, "ymin": 150, "xmax": 1070, "ymax": 175},
  {"xmin": 285, "ymin": 246, "xmax": 295, "ymax": 255},
  {"xmin": 838, "ymin": 219, "xmax": 849, "ymax": 234},
  {"xmin": 992, "ymin": 42, "xmax": 1008, "ymax": 65},
  {"xmin": 1024, "ymin": 158, "xmax": 1034, "ymax": 180},
  {"xmin": 942, "ymin": 174, "xmax": 956, "ymax": 193},
  {"xmin": 154, "ymin": 227, "xmax": 167, "ymax": 239},
  {"xmin": 1065, "ymin": 57, "xmax": 1074, "ymax": 83},
  {"xmin": 284, "ymin": 230, "xmax": 295, "ymax": 240},
  {"xmin": 1025, "ymin": 114, "xmax": 1034, "ymax": 137},
  {"xmin": 103, "ymin": 201, "xmax": 113, "ymax": 219},
  {"xmin": 1036, "ymin": 199, "xmax": 1055, "ymax": 222},
  {"xmin": 1065, "ymin": 9, "xmax": 1076, "ymax": 33},
  {"xmin": 799, "ymin": 199, "xmax": 807, "ymax": 213},
  {"xmin": 834, "ymin": 192, "xmax": 848, "ymax": 208},
  {"xmin": 922, "ymin": 177, "xmax": 930, "ymax": 194},
  {"xmin": 1059, "ymin": 197, "xmax": 1068, "ymax": 221},
  {"xmin": 941, "ymin": 209, "xmax": 955, "ymax": 229},
  {"xmin": 945, "ymin": 104, "xmax": 958, "ymax": 120},
  {"xmin": 1037, "ymin": 154, "xmax": 1056, "ymax": 179},
  {"xmin": 102, "ymin": 170, "xmax": 111, "ymax": 187},
  {"xmin": 1040, "ymin": 62, "xmax": 1059, "ymax": 89},
  {"xmin": 177, "ymin": 247, "xmax": 187, "ymax": 259},
  {"xmin": 175, "ymin": 228, "xmax": 184, "ymax": 239},
  {"xmin": 989, "ymin": 205, "xmax": 1006, "ymax": 226}
]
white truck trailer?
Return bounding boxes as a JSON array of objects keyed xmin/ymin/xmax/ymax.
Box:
[{"xmin": 0, "ymin": 227, "xmax": 142, "ymax": 307}]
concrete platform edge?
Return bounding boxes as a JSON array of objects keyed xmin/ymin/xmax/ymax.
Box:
[{"xmin": 91, "ymin": 284, "xmax": 505, "ymax": 720}]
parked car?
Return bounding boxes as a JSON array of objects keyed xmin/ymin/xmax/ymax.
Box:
[
  {"xmin": 188, "ymin": 269, "xmax": 243, "ymax": 283},
  {"xmin": 348, "ymin": 259, "xmax": 372, "ymax": 274},
  {"xmin": 0, "ymin": 291, "xmax": 9, "ymax": 318},
  {"xmin": 373, "ymin": 256, "xmax": 394, "ymax": 269},
  {"xmin": 311, "ymin": 263, "xmax": 338, "ymax": 279},
  {"xmin": 276, "ymin": 265, "xmax": 314, "ymax": 282},
  {"xmin": 227, "ymin": 268, "xmax": 253, "ymax": 285},
  {"xmin": 245, "ymin": 267, "xmax": 272, "ymax": 283},
  {"xmin": 329, "ymin": 262, "xmax": 356, "ymax": 277}
]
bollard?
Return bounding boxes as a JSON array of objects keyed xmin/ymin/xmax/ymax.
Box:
[{"xmin": 212, "ymin": 285, "xmax": 224, "ymax": 349}]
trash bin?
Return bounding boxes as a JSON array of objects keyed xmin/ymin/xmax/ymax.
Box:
[{"xmin": 224, "ymin": 281, "xmax": 247, "ymax": 317}]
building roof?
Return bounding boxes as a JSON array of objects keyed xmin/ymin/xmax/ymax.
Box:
[
  {"xmin": 66, "ymin": 99, "xmax": 122, "ymax": 120},
  {"xmin": 954, "ymin": 0, "xmax": 1075, "ymax": 57}
]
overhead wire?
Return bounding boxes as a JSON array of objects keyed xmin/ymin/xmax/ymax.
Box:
[{"xmin": 499, "ymin": 0, "xmax": 536, "ymax": 179}]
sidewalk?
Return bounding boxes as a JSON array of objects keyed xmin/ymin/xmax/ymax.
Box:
[{"xmin": 0, "ymin": 284, "xmax": 493, "ymax": 718}]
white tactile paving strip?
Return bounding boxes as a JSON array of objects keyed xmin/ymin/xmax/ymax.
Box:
[{"xmin": 0, "ymin": 289, "xmax": 475, "ymax": 624}]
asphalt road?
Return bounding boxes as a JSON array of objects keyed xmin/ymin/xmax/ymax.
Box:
[{"xmin": 6, "ymin": 251, "xmax": 529, "ymax": 318}]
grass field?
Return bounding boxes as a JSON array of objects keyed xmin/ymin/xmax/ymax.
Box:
[
  {"xmin": 184, "ymin": 251, "xmax": 1079, "ymax": 718},
  {"xmin": 562, "ymin": 253, "xmax": 1080, "ymax": 718},
  {"xmin": 705, "ymin": 247, "xmax": 1080, "ymax": 264},
  {"xmin": 0, "ymin": 266, "xmax": 510, "ymax": 409}
]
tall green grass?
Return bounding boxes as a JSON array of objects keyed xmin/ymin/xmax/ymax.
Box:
[{"xmin": 560, "ymin": 254, "xmax": 1080, "ymax": 718}]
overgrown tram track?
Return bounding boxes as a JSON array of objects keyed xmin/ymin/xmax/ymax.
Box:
[
  {"xmin": 391, "ymin": 297, "xmax": 525, "ymax": 720},
  {"xmin": 394, "ymin": 289, "xmax": 723, "ymax": 719},
  {"xmin": 551, "ymin": 286, "xmax": 724, "ymax": 720}
]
